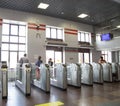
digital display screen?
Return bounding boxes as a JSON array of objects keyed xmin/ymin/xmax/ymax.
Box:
[{"xmin": 101, "ymin": 33, "xmax": 113, "ymax": 41}]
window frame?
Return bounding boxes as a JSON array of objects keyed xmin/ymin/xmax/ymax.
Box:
[
  {"xmin": 1, "ymin": 20, "xmax": 27, "ymax": 69},
  {"xmin": 78, "ymin": 31, "xmax": 91, "ymax": 44},
  {"xmin": 46, "ymin": 26, "xmax": 63, "ymax": 40}
]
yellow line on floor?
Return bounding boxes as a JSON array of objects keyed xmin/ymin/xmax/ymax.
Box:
[{"xmin": 35, "ymin": 101, "xmax": 64, "ymax": 106}]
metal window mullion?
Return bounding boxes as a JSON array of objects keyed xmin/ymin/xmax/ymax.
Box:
[
  {"xmin": 84, "ymin": 33, "xmax": 86, "ymax": 42},
  {"xmin": 49, "ymin": 27, "xmax": 51, "ymax": 38},
  {"xmin": 8, "ymin": 24, "xmax": 11, "ymax": 67},
  {"xmin": 80, "ymin": 32, "xmax": 81, "ymax": 41},
  {"xmin": 56, "ymin": 28, "xmax": 57, "ymax": 39}
]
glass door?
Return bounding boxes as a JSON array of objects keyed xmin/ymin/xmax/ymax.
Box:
[{"xmin": 55, "ymin": 51, "xmax": 62, "ymax": 63}]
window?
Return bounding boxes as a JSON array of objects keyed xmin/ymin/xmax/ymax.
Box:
[
  {"xmin": 11, "ymin": 25, "xmax": 18, "ymax": 35},
  {"xmin": 101, "ymin": 51, "xmax": 111, "ymax": 62},
  {"xmin": 78, "ymin": 49, "xmax": 90, "ymax": 63},
  {"xmin": 46, "ymin": 27, "xmax": 50, "ymax": 38},
  {"xmin": 46, "ymin": 26, "xmax": 63, "ymax": 40},
  {"xmin": 78, "ymin": 31, "xmax": 91, "ymax": 43},
  {"xmin": 46, "ymin": 46, "xmax": 63, "ymax": 64},
  {"xmin": 1, "ymin": 19, "xmax": 27, "ymax": 69},
  {"xmin": 46, "ymin": 47, "xmax": 63, "ymax": 78},
  {"xmin": 2, "ymin": 24, "xmax": 9, "ymax": 35}
]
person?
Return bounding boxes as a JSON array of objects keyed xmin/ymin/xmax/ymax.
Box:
[
  {"xmin": 35, "ymin": 56, "xmax": 43, "ymax": 80},
  {"xmin": 48, "ymin": 58, "xmax": 53, "ymax": 66},
  {"xmin": 19, "ymin": 53, "xmax": 29, "ymax": 67},
  {"xmin": 98, "ymin": 56, "xmax": 106, "ymax": 64},
  {"xmin": 35, "ymin": 56, "xmax": 43, "ymax": 67}
]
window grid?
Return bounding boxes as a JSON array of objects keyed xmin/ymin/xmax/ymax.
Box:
[
  {"xmin": 46, "ymin": 27, "xmax": 63, "ymax": 40},
  {"xmin": 2, "ymin": 23, "xmax": 26, "ymax": 51},
  {"xmin": 1, "ymin": 22, "xmax": 27, "ymax": 69},
  {"xmin": 78, "ymin": 31, "xmax": 91, "ymax": 43},
  {"xmin": 101, "ymin": 51, "xmax": 111, "ymax": 62}
]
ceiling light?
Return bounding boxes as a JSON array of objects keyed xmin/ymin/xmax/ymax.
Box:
[
  {"xmin": 61, "ymin": 12, "xmax": 64, "ymax": 14},
  {"xmin": 38, "ymin": 3, "xmax": 49, "ymax": 9},
  {"xmin": 78, "ymin": 13, "xmax": 88, "ymax": 18},
  {"xmin": 116, "ymin": 25, "xmax": 120, "ymax": 28}
]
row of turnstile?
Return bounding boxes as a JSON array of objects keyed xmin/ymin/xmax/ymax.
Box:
[
  {"xmin": 1, "ymin": 62, "xmax": 120, "ymax": 99},
  {"xmin": 30, "ymin": 62, "xmax": 120, "ymax": 92}
]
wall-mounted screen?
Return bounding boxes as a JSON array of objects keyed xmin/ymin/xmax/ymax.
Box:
[{"xmin": 101, "ymin": 33, "xmax": 113, "ymax": 41}]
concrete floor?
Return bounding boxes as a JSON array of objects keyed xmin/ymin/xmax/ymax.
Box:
[{"xmin": 0, "ymin": 82, "xmax": 120, "ymax": 106}]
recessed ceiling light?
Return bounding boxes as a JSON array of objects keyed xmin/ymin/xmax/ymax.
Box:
[
  {"xmin": 116, "ymin": 25, "xmax": 120, "ymax": 28},
  {"xmin": 78, "ymin": 13, "xmax": 88, "ymax": 18},
  {"xmin": 38, "ymin": 3, "xmax": 49, "ymax": 9},
  {"xmin": 61, "ymin": 12, "xmax": 64, "ymax": 14}
]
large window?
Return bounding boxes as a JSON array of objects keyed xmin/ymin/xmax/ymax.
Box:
[
  {"xmin": 78, "ymin": 49, "xmax": 90, "ymax": 63},
  {"xmin": 46, "ymin": 46, "xmax": 63, "ymax": 64},
  {"xmin": 46, "ymin": 26, "xmax": 63, "ymax": 40},
  {"xmin": 46, "ymin": 47, "xmax": 63, "ymax": 78},
  {"xmin": 101, "ymin": 51, "xmax": 111, "ymax": 62},
  {"xmin": 1, "ymin": 19, "xmax": 27, "ymax": 69},
  {"xmin": 78, "ymin": 31, "xmax": 91, "ymax": 43}
]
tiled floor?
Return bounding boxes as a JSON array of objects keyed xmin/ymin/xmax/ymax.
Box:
[{"xmin": 0, "ymin": 82, "xmax": 120, "ymax": 106}]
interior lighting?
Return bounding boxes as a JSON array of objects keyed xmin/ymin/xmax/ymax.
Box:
[
  {"xmin": 116, "ymin": 25, "xmax": 120, "ymax": 28},
  {"xmin": 38, "ymin": 3, "xmax": 49, "ymax": 9},
  {"xmin": 78, "ymin": 13, "xmax": 88, "ymax": 18}
]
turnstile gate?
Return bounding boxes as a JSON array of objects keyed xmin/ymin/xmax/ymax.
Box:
[
  {"xmin": 15, "ymin": 63, "xmax": 31, "ymax": 96},
  {"xmin": 0, "ymin": 61, "xmax": 8, "ymax": 99},
  {"xmin": 50, "ymin": 63, "xmax": 67, "ymax": 90},
  {"xmin": 67, "ymin": 63, "xmax": 81, "ymax": 87},
  {"xmin": 31, "ymin": 63, "xmax": 50, "ymax": 92}
]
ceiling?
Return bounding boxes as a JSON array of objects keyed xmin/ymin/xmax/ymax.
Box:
[{"xmin": 0, "ymin": 0, "xmax": 120, "ymax": 29}]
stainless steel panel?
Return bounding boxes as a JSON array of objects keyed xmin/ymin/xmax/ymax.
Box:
[
  {"xmin": 50, "ymin": 63, "xmax": 67, "ymax": 89},
  {"xmin": 31, "ymin": 64, "xmax": 50, "ymax": 92},
  {"xmin": 102, "ymin": 63, "xmax": 112, "ymax": 82},
  {"xmin": 91, "ymin": 63, "xmax": 103, "ymax": 84},
  {"xmin": 111, "ymin": 63, "xmax": 120, "ymax": 81},
  {"xmin": 15, "ymin": 63, "xmax": 31, "ymax": 95},
  {"xmin": 67, "ymin": 63, "xmax": 81, "ymax": 87},
  {"xmin": 1, "ymin": 70, "xmax": 8, "ymax": 98},
  {"xmin": 80, "ymin": 63, "xmax": 93, "ymax": 85}
]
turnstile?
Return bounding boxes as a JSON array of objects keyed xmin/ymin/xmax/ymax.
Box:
[
  {"xmin": 91, "ymin": 62, "xmax": 103, "ymax": 84},
  {"xmin": 31, "ymin": 63, "xmax": 50, "ymax": 92},
  {"xmin": 15, "ymin": 63, "xmax": 31, "ymax": 96},
  {"xmin": 50, "ymin": 63, "xmax": 67, "ymax": 90},
  {"xmin": 0, "ymin": 61, "xmax": 8, "ymax": 99},
  {"xmin": 67, "ymin": 63, "xmax": 81, "ymax": 87},
  {"xmin": 111, "ymin": 63, "xmax": 120, "ymax": 81},
  {"xmin": 80, "ymin": 63, "xmax": 93, "ymax": 85},
  {"xmin": 101, "ymin": 63, "xmax": 112, "ymax": 82}
]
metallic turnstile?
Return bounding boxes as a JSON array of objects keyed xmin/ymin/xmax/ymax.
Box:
[
  {"xmin": 31, "ymin": 63, "xmax": 50, "ymax": 92},
  {"xmin": 80, "ymin": 63, "xmax": 93, "ymax": 85},
  {"xmin": 67, "ymin": 63, "xmax": 81, "ymax": 87},
  {"xmin": 111, "ymin": 63, "xmax": 120, "ymax": 81},
  {"xmin": 15, "ymin": 63, "xmax": 31, "ymax": 96},
  {"xmin": 101, "ymin": 63, "xmax": 112, "ymax": 82},
  {"xmin": 0, "ymin": 61, "xmax": 8, "ymax": 99},
  {"xmin": 91, "ymin": 62, "xmax": 103, "ymax": 84},
  {"xmin": 50, "ymin": 63, "xmax": 67, "ymax": 90}
]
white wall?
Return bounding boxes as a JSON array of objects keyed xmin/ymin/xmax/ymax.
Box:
[
  {"xmin": 65, "ymin": 51, "xmax": 78, "ymax": 63},
  {"xmin": 91, "ymin": 49, "xmax": 101, "ymax": 63},
  {"xmin": 0, "ymin": 8, "xmax": 94, "ymax": 63},
  {"xmin": 28, "ymin": 29, "xmax": 46, "ymax": 62},
  {"xmin": 96, "ymin": 36, "xmax": 120, "ymax": 51}
]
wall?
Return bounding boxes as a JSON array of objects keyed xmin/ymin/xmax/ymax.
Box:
[
  {"xmin": 95, "ymin": 27, "xmax": 120, "ymax": 51},
  {"xmin": 0, "ymin": 19, "xmax": 2, "ymax": 61},
  {"xmin": 91, "ymin": 49, "xmax": 101, "ymax": 63},
  {"xmin": 0, "ymin": 8, "xmax": 94, "ymax": 63},
  {"xmin": 95, "ymin": 36, "xmax": 120, "ymax": 51}
]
